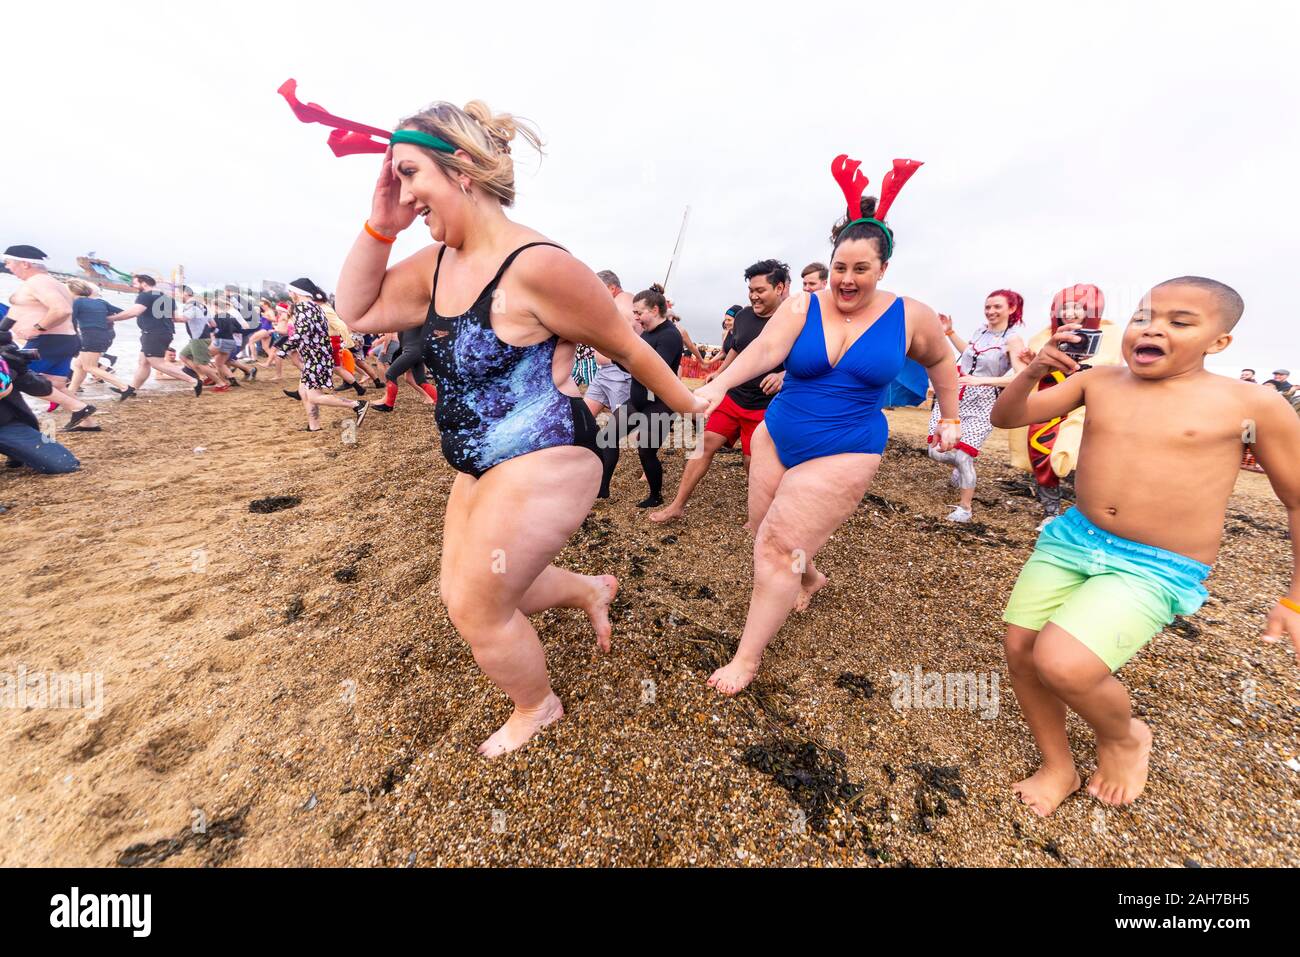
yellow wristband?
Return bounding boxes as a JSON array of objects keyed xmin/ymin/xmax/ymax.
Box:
[
  {"xmin": 939, "ymin": 418, "xmax": 961, "ymax": 425},
  {"xmin": 1280, "ymin": 597, "xmax": 1300, "ymax": 615}
]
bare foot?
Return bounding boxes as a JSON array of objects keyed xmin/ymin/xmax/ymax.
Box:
[
  {"xmin": 1088, "ymin": 719, "xmax": 1153, "ymax": 806},
  {"xmin": 649, "ymin": 504, "xmax": 683, "ymax": 524},
  {"xmin": 1012, "ymin": 763, "xmax": 1082, "ymax": 817},
  {"xmin": 583, "ymin": 574, "xmax": 618, "ymax": 654},
  {"xmin": 477, "ymin": 693, "xmax": 565, "ymax": 757},
  {"xmin": 794, "ymin": 569, "xmax": 829, "ymax": 612},
  {"xmin": 707, "ymin": 656, "xmax": 760, "ymax": 696}
]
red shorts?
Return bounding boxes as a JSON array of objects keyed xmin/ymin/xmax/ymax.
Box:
[
  {"xmin": 706, "ymin": 394, "xmax": 766, "ymax": 456},
  {"xmin": 329, "ymin": 336, "xmax": 343, "ymax": 367}
]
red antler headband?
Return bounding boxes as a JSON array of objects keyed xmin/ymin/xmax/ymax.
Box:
[
  {"xmin": 831, "ymin": 154, "xmax": 923, "ymax": 259},
  {"xmin": 277, "ymin": 79, "xmax": 456, "ymax": 157}
]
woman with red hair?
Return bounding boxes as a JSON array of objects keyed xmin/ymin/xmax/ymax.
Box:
[{"xmin": 928, "ymin": 289, "xmax": 1028, "ymax": 522}]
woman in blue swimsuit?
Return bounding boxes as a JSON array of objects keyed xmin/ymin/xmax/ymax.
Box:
[
  {"xmin": 336, "ymin": 98, "xmax": 705, "ymax": 755},
  {"xmin": 694, "ymin": 157, "xmax": 962, "ymax": 695}
]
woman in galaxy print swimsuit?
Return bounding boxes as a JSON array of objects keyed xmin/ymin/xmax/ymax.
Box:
[{"xmin": 336, "ymin": 98, "xmax": 705, "ymax": 756}]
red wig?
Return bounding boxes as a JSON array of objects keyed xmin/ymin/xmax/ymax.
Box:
[{"xmin": 986, "ymin": 288, "xmax": 1024, "ymax": 327}]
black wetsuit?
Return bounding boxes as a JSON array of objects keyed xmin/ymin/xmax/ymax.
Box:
[
  {"xmin": 422, "ymin": 242, "xmax": 600, "ymax": 478},
  {"xmin": 598, "ymin": 317, "xmax": 683, "ymax": 502},
  {"xmin": 386, "ymin": 326, "xmax": 430, "ymax": 385}
]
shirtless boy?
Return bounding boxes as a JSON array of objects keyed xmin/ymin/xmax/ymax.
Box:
[{"xmin": 990, "ymin": 276, "xmax": 1300, "ymax": 816}]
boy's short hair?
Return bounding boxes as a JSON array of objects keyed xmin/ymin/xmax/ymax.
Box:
[
  {"xmin": 134, "ymin": 273, "xmax": 156, "ymax": 287},
  {"xmin": 1154, "ymin": 276, "xmax": 1244, "ymax": 330},
  {"xmin": 801, "ymin": 262, "xmax": 829, "ymax": 281}
]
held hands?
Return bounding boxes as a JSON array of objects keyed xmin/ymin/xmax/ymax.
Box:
[
  {"xmin": 1025, "ymin": 322, "xmax": 1084, "ymax": 377},
  {"xmin": 1262, "ymin": 602, "xmax": 1300, "ymax": 665},
  {"xmin": 936, "ymin": 420, "xmax": 960, "ymax": 453},
  {"xmin": 370, "ymin": 149, "xmax": 417, "ymax": 237},
  {"xmin": 693, "ymin": 381, "xmax": 726, "ymax": 417},
  {"xmin": 760, "ymin": 371, "xmax": 785, "ymax": 395}
]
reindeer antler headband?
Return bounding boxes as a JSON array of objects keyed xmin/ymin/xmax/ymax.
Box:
[
  {"xmin": 277, "ymin": 79, "xmax": 456, "ymax": 157},
  {"xmin": 831, "ymin": 155, "xmax": 923, "ymax": 260}
]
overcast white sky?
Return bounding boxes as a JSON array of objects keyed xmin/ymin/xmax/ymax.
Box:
[{"xmin": 4, "ymin": 0, "xmax": 1298, "ymax": 371}]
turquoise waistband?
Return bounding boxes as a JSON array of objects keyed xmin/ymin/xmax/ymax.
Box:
[{"xmin": 1034, "ymin": 507, "xmax": 1211, "ymax": 617}]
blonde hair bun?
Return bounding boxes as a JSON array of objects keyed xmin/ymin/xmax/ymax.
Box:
[{"xmin": 397, "ymin": 99, "xmax": 543, "ymax": 208}]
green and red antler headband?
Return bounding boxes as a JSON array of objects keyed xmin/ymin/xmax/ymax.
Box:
[
  {"xmin": 831, "ymin": 154, "xmax": 923, "ymax": 259},
  {"xmin": 277, "ymin": 78, "xmax": 456, "ymax": 157}
]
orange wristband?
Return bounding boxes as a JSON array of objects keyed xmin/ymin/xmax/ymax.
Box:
[
  {"xmin": 364, "ymin": 221, "xmax": 396, "ymax": 244},
  {"xmin": 940, "ymin": 418, "xmax": 961, "ymax": 425},
  {"xmin": 944, "ymin": 329, "xmax": 956, "ymax": 336},
  {"xmin": 1280, "ymin": 597, "xmax": 1300, "ymax": 614}
]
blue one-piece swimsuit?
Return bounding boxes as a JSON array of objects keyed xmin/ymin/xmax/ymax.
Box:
[
  {"xmin": 422, "ymin": 242, "xmax": 600, "ymax": 478},
  {"xmin": 763, "ymin": 293, "xmax": 907, "ymax": 469}
]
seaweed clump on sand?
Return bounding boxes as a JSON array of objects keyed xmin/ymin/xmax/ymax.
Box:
[
  {"xmin": 738, "ymin": 739, "xmax": 864, "ymax": 834},
  {"xmin": 249, "ymin": 495, "xmax": 301, "ymax": 514},
  {"xmin": 835, "ymin": 672, "xmax": 876, "ymax": 699},
  {"xmin": 911, "ymin": 764, "xmax": 965, "ymax": 833}
]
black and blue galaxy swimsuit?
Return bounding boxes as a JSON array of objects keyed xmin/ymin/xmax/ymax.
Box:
[{"xmin": 423, "ymin": 241, "xmax": 600, "ymax": 478}]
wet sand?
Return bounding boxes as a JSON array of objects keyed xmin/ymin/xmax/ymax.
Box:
[{"xmin": 1, "ymin": 380, "xmax": 1296, "ymax": 867}]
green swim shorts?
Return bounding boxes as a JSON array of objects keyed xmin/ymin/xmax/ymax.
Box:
[{"xmin": 1003, "ymin": 508, "xmax": 1211, "ymax": 672}]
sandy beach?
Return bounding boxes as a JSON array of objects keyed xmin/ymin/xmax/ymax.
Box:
[{"xmin": 1, "ymin": 380, "xmax": 1296, "ymax": 868}]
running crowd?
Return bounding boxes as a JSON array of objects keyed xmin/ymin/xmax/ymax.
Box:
[
  {"xmin": 0, "ymin": 246, "xmax": 469, "ymax": 468},
  {"xmin": 8, "ymin": 87, "xmax": 1300, "ymax": 823}
]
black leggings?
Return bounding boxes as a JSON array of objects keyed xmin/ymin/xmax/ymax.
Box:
[
  {"xmin": 599, "ymin": 402, "xmax": 674, "ymax": 498},
  {"xmin": 386, "ymin": 329, "xmax": 428, "ymax": 385}
]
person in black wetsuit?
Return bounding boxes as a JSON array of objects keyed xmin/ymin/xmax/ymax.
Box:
[
  {"xmin": 334, "ymin": 96, "xmax": 705, "ymax": 757},
  {"xmin": 597, "ymin": 284, "xmax": 683, "ymax": 507},
  {"xmin": 369, "ymin": 324, "xmax": 438, "ymax": 411}
]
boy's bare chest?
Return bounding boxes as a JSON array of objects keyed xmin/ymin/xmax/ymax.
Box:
[{"xmin": 1084, "ymin": 386, "xmax": 1246, "ymax": 448}]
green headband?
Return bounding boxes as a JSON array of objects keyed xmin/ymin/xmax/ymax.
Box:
[
  {"xmin": 390, "ymin": 129, "xmax": 457, "ymax": 154},
  {"xmin": 841, "ymin": 217, "xmax": 893, "ymax": 259}
]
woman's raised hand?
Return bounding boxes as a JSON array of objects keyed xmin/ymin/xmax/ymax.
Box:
[
  {"xmin": 937, "ymin": 313, "xmax": 954, "ymax": 335},
  {"xmin": 369, "ymin": 149, "xmax": 417, "ymax": 236}
]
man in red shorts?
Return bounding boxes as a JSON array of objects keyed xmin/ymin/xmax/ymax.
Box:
[{"xmin": 650, "ymin": 259, "xmax": 788, "ymax": 523}]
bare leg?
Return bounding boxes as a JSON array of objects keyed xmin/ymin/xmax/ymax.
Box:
[
  {"xmin": 649, "ymin": 429, "xmax": 727, "ymax": 522},
  {"xmin": 68, "ymin": 355, "xmax": 90, "ymax": 394},
  {"xmin": 130, "ymin": 354, "xmax": 153, "ymax": 390},
  {"xmin": 302, "ymin": 387, "xmax": 363, "ymax": 410},
  {"xmin": 1034, "ymin": 625, "xmax": 1153, "ymax": 806},
  {"xmin": 440, "ymin": 446, "xmax": 603, "ymax": 756},
  {"xmin": 148, "ymin": 356, "xmax": 198, "ymax": 383},
  {"xmin": 744, "ymin": 423, "xmax": 783, "ymax": 534},
  {"xmin": 517, "ymin": 566, "xmax": 618, "ymax": 653},
  {"xmin": 76, "ymin": 352, "xmax": 130, "ymax": 392},
  {"xmin": 742, "ymin": 428, "xmax": 827, "ymax": 609},
  {"xmin": 301, "ymin": 391, "xmax": 321, "ymax": 430},
  {"xmin": 708, "ymin": 451, "xmax": 879, "ymax": 695},
  {"xmin": 1004, "ymin": 624, "xmax": 1081, "ymax": 816},
  {"xmin": 44, "ymin": 384, "xmax": 88, "ymax": 414},
  {"xmin": 402, "ymin": 371, "xmax": 435, "ymax": 404}
]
